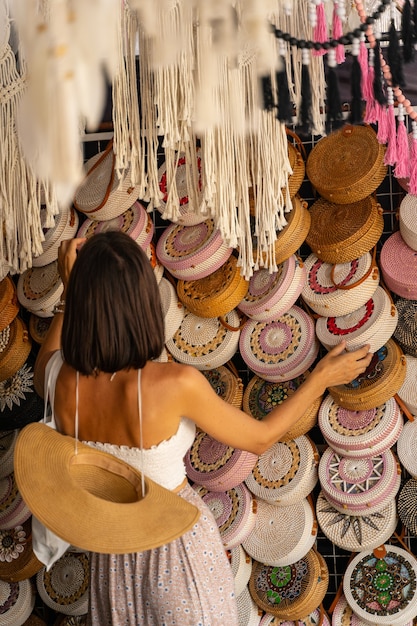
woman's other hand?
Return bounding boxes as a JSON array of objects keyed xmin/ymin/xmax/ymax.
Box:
[{"xmin": 58, "ymin": 237, "xmax": 86, "ymax": 294}]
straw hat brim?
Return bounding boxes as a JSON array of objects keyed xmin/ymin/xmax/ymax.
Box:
[{"xmin": 14, "ymin": 423, "xmax": 200, "ymax": 554}]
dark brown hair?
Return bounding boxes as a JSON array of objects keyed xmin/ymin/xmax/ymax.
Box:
[{"xmin": 62, "ymin": 231, "xmax": 165, "ymax": 375}]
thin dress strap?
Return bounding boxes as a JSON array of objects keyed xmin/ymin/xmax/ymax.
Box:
[
  {"xmin": 75, "ymin": 371, "xmax": 80, "ymax": 454},
  {"xmin": 137, "ymin": 369, "xmax": 146, "ymax": 495}
]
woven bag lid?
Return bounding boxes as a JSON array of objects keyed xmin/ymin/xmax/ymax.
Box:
[
  {"xmin": 318, "ymin": 395, "xmax": 403, "ymax": 459},
  {"xmin": 0, "ymin": 518, "xmax": 43, "ymax": 582},
  {"xmin": 0, "ymin": 276, "xmax": 19, "ymax": 332},
  {"xmin": 156, "ymin": 219, "xmax": 233, "ymax": 281},
  {"xmin": 145, "ymin": 241, "xmax": 164, "ymax": 284},
  {"xmin": 73, "ymin": 143, "xmax": 141, "ymax": 221},
  {"xmin": 248, "ymin": 548, "xmax": 324, "ymax": 619},
  {"xmin": 396, "ymin": 419, "xmax": 417, "ymax": 478},
  {"xmin": 157, "ymin": 277, "xmax": 185, "ymax": 342},
  {"xmin": 202, "ymin": 364, "xmax": 244, "ymax": 409},
  {"xmin": 176, "ymin": 254, "xmax": 249, "ymax": 319},
  {"xmin": 185, "ymin": 429, "xmax": 258, "ymax": 492},
  {"xmin": 192, "ymin": 482, "xmax": 257, "ymax": 549},
  {"xmin": 239, "ymin": 306, "xmax": 319, "ymax": 382},
  {"xmin": 17, "ymin": 261, "xmax": 63, "ymax": 317},
  {"xmin": 236, "ymin": 585, "xmax": 264, "ymax": 626},
  {"xmin": 393, "ymin": 297, "xmax": 417, "ymax": 357},
  {"xmin": 242, "ymin": 497, "xmax": 317, "ymax": 567},
  {"xmin": 0, "ymin": 578, "xmax": 34, "ymax": 626},
  {"xmin": 32, "ymin": 207, "xmax": 79, "ymax": 267},
  {"xmin": 242, "ymin": 371, "xmax": 321, "ymax": 442},
  {"xmin": 315, "ymin": 286, "xmax": 398, "ymax": 354},
  {"xmin": 399, "ymin": 193, "xmax": 417, "ymax": 251},
  {"xmin": 36, "ymin": 552, "xmax": 89, "ymax": 616},
  {"xmin": 306, "ymin": 124, "xmax": 387, "ymax": 204},
  {"xmin": 0, "ymin": 472, "xmax": 31, "ymax": 531},
  {"xmin": 318, "ymin": 447, "xmax": 401, "ymax": 517},
  {"xmin": 77, "ymin": 200, "xmax": 154, "ymax": 251},
  {"xmin": 166, "ymin": 308, "xmax": 242, "ymax": 370},
  {"xmin": 301, "ymin": 251, "xmax": 380, "ymax": 318},
  {"xmin": 316, "ymin": 490, "xmax": 397, "ymax": 553},
  {"xmin": 0, "ymin": 430, "xmax": 18, "ymax": 479},
  {"xmin": 328, "ymin": 339, "xmax": 407, "ymax": 411},
  {"xmin": 285, "ymin": 140, "xmax": 306, "ymax": 199},
  {"xmin": 396, "ymin": 354, "xmax": 417, "ymax": 415},
  {"xmin": 332, "ymin": 594, "xmax": 395, "ymax": 626},
  {"xmin": 29, "ymin": 314, "xmax": 52, "ymax": 345},
  {"xmin": 0, "ymin": 354, "xmax": 44, "ymax": 431},
  {"xmin": 0, "ymin": 317, "xmax": 32, "ymax": 383},
  {"xmin": 343, "ymin": 545, "xmax": 417, "ymax": 625},
  {"xmin": 305, "ymin": 195, "xmax": 384, "ymax": 265},
  {"xmin": 380, "ymin": 231, "xmax": 417, "ymax": 299},
  {"xmin": 244, "ymin": 435, "xmax": 319, "ymax": 506},
  {"xmin": 398, "ymin": 478, "xmax": 417, "ymax": 536},
  {"xmin": 228, "ymin": 545, "xmax": 253, "ymax": 597},
  {"xmin": 238, "ymin": 255, "xmax": 306, "ymax": 322}
]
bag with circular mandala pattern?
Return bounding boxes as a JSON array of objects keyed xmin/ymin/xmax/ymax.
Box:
[
  {"xmin": 393, "ymin": 297, "xmax": 417, "ymax": 357},
  {"xmin": 202, "ymin": 363, "xmax": 244, "ymax": 409},
  {"xmin": 0, "ymin": 518, "xmax": 43, "ymax": 582},
  {"xmin": 17, "ymin": 261, "xmax": 64, "ymax": 318},
  {"xmin": 343, "ymin": 545, "xmax": 417, "ymax": 625},
  {"xmin": 0, "ymin": 577, "xmax": 35, "ymax": 625},
  {"xmin": 36, "ymin": 551, "xmax": 89, "ymax": 616},
  {"xmin": 397, "ymin": 478, "xmax": 417, "ymax": 537}
]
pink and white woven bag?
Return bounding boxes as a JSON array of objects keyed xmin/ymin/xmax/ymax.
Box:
[{"xmin": 380, "ymin": 231, "xmax": 417, "ymax": 299}]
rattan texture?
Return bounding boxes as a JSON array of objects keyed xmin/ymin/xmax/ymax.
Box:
[
  {"xmin": 184, "ymin": 429, "xmax": 258, "ymax": 492},
  {"xmin": 393, "ymin": 297, "xmax": 417, "ymax": 357},
  {"xmin": 242, "ymin": 497, "xmax": 317, "ymax": 567},
  {"xmin": 0, "ymin": 518, "xmax": 43, "ymax": 582},
  {"xmin": 202, "ymin": 365, "xmax": 244, "ymax": 409},
  {"xmin": 238, "ymin": 255, "xmax": 306, "ymax": 322},
  {"xmin": 244, "ymin": 435, "xmax": 318, "ymax": 506},
  {"xmin": 0, "ymin": 317, "xmax": 32, "ymax": 383},
  {"xmin": 343, "ymin": 545, "xmax": 417, "ymax": 625},
  {"xmin": 305, "ymin": 195, "xmax": 384, "ymax": 264},
  {"xmin": 318, "ymin": 395, "xmax": 403, "ymax": 459},
  {"xmin": 328, "ymin": 339, "xmax": 407, "ymax": 411},
  {"xmin": 332, "ymin": 594, "xmax": 385, "ymax": 626},
  {"xmin": 242, "ymin": 371, "xmax": 321, "ymax": 441},
  {"xmin": 315, "ymin": 286, "xmax": 398, "ymax": 354},
  {"xmin": 306, "ymin": 124, "xmax": 387, "ymax": 204},
  {"xmin": 29, "ymin": 314, "xmax": 52, "ymax": 345},
  {"xmin": 236, "ymin": 584, "xmax": 263, "ymax": 626},
  {"xmin": 380, "ymin": 231, "xmax": 417, "ymax": 299},
  {"xmin": 316, "ymin": 490, "xmax": 397, "ymax": 553},
  {"xmin": 285, "ymin": 141, "xmax": 306, "ymax": 199},
  {"xmin": 192, "ymin": 482, "xmax": 257, "ymax": 549},
  {"xmin": 239, "ymin": 305, "xmax": 319, "ymax": 382},
  {"xmin": 0, "ymin": 430, "xmax": 18, "ymax": 479},
  {"xmin": 146, "ymin": 241, "xmax": 164, "ymax": 284},
  {"xmin": 36, "ymin": 552, "xmax": 89, "ymax": 616},
  {"xmin": 176, "ymin": 255, "xmax": 249, "ymax": 319},
  {"xmin": 398, "ymin": 478, "xmax": 417, "ymax": 536},
  {"xmin": 156, "ymin": 219, "xmax": 233, "ymax": 281},
  {"xmin": 399, "ymin": 193, "xmax": 417, "ymax": 251},
  {"xmin": 0, "ymin": 578, "xmax": 35, "ymax": 625},
  {"xmin": 32, "ymin": 207, "xmax": 79, "ymax": 267},
  {"xmin": 0, "ymin": 472, "xmax": 31, "ymax": 531},
  {"xmin": 228, "ymin": 544, "xmax": 252, "ymax": 597},
  {"xmin": 158, "ymin": 277, "xmax": 185, "ymax": 342},
  {"xmin": 396, "ymin": 419, "xmax": 417, "ymax": 478},
  {"xmin": 0, "ymin": 276, "xmax": 19, "ymax": 332},
  {"xmin": 396, "ymin": 354, "xmax": 417, "ymax": 416},
  {"xmin": 17, "ymin": 261, "xmax": 63, "ymax": 317},
  {"xmin": 166, "ymin": 308, "xmax": 242, "ymax": 370},
  {"xmin": 318, "ymin": 447, "xmax": 401, "ymax": 517}
]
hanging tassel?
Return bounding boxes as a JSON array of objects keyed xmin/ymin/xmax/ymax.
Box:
[
  {"xmin": 261, "ymin": 74, "xmax": 274, "ymax": 112},
  {"xmin": 332, "ymin": 2, "xmax": 345, "ymax": 64},
  {"xmin": 364, "ymin": 47, "xmax": 377, "ymax": 124},
  {"xmin": 373, "ymin": 40, "xmax": 386, "ymax": 106},
  {"xmin": 409, "ymin": 121, "xmax": 417, "ymax": 194},
  {"xmin": 350, "ymin": 38, "xmax": 363, "ymax": 124},
  {"xmin": 299, "ymin": 48, "xmax": 313, "ymax": 133},
  {"xmin": 402, "ymin": 0, "xmax": 414, "ymax": 63},
  {"xmin": 326, "ymin": 47, "xmax": 343, "ymax": 126},
  {"xmin": 312, "ymin": 1, "xmax": 328, "ymax": 56},
  {"xmin": 384, "ymin": 87, "xmax": 397, "ymax": 166},
  {"xmin": 358, "ymin": 34, "xmax": 368, "ymax": 97},
  {"xmin": 376, "ymin": 103, "xmax": 389, "ymax": 144},
  {"xmin": 394, "ymin": 104, "xmax": 410, "ymax": 179},
  {"xmin": 276, "ymin": 41, "xmax": 293, "ymax": 124},
  {"xmin": 388, "ymin": 2, "xmax": 406, "ymax": 89}
]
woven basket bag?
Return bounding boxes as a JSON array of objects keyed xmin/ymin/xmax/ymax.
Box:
[
  {"xmin": 396, "ymin": 354, "xmax": 417, "ymax": 416},
  {"xmin": 0, "ymin": 275, "xmax": 19, "ymax": 332},
  {"xmin": 0, "ymin": 578, "xmax": 35, "ymax": 625},
  {"xmin": 305, "ymin": 195, "xmax": 384, "ymax": 264},
  {"xmin": 0, "ymin": 317, "xmax": 32, "ymax": 383},
  {"xmin": 176, "ymin": 254, "xmax": 249, "ymax": 319},
  {"xmin": 306, "ymin": 124, "xmax": 387, "ymax": 204},
  {"xmin": 284, "ymin": 133, "xmax": 306, "ymax": 199},
  {"xmin": 228, "ymin": 544, "xmax": 252, "ymax": 597},
  {"xmin": 17, "ymin": 261, "xmax": 63, "ymax": 318},
  {"xmin": 242, "ymin": 370, "xmax": 322, "ymax": 442},
  {"xmin": 36, "ymin": 552, "xmax": 89, "ymax": 616},
  {"xmin": 202, "ymin": 363, "xmax": 244, "ymax": 409},
  {"xmin": 399, "ymin": 193, "xmax": 417, "ymax": 251},
  {"xmin": 28, "ymin": 314, "xmax": 52, "ymax": 345},
  {"xmin": 157, "ymin": 276, "xmax": 185, "ymax": 343},
  {"xmin": 380, "ymin": 230, "xmax": 417, "ymax": 299},
  {"xmin": 393, "ymin": 297, "xmax": 417, "ymax": 357},
  {"xmin": 0, "ymin": 518, "xmax": 43, "ymax": 582},
  {"xmin": 328, "ymin": 338, "xmax": 407, "ymax": 411},
  {"xmin": 343, "ymin": 545, "xmax": 417, "ymax": 625},
  {"xmin": 73, "ymin": 140, "xmax": 141, "ymax": 221},
  {"xmin": 236, "ymin": 586, "xmax": 263, "ymax": 625},
  {"xmin": 0, "ymin": 472, "xmax": 31, "ymax": 530},
  {"xmin": 301, "ymin": 250, "xmax": 380, "ymax": 318},
  {"xmin": 32, "ymin": 206, "xmax": 79, "ymax": 267},
  {"xmin": 396, "ymin": 420, "xmax": 417, "ymax": 478},
  {"xmin": 398, "ymin": 478, "xmax": 417, "ymax": 536},
  {"xmin": 145, "ymin": 241, "xmax": 164, "ymax": 284},
  {"xmin": 0, "ymin": 430, "xmax": 18, "ymax": 480}
]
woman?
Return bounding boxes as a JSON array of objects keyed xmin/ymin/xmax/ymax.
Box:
[{"xmin": 34, "ymin": 231, "xmax": 373, "ymax": 625}]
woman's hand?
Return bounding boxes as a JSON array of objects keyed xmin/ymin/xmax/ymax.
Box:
[
  {"xmin": 58, "ymin": 237, "xmax": 86, "ymax": 295},
  {"xmin": 310, "ymin": 341, "xmax": 373, "ymax": 395}
]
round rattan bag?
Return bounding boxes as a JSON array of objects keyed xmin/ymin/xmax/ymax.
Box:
[
  {"xmin": 343, "ymin": 545, "xmax": 417, "ymax": 625},
  {"xmin": 32, "ymin": 206, "xmax": 79, "ymax": 267},
  {"xmin": 0, "ymin": 275, "xmax": 19, "ymax": 332},
  {"xmin": 306, "ymin": 124, "xmax": 387, "ymax": 204},
  {"xmin": 36, "ymin": 552, "xmax": 89, "ymax": 616},
  {"xmin": 228, "ymin": 544, "xmax": 252, "ymax": 597},
  {"xmin": 399, "ymin": 193, "xmax": 417, "ymax": 251},
  {"xmin": 393, "ymin": 297, "xmax": 417, "ymax": 357},
  {"xmin": 396, "ymin": 419, "xmax": 417, "ymax": 478},
  {"xmin": 0, "ymin": 518, "xmax": 43, "ymax": 582},
  {"xmin": 202, "ymin": 364, "xmax": 244, "ymax": 409},
  {"xmin": 305, "ymin": 195, "xmax": 384, "ymax": 265},
  {"xmin": 380, "ymin": 230, "xmax": 417, "ymax": 299},
  {"xmin": 301, "ymin": 251, "xmax": 380, "ymax": 318},
  {"xmin": 0, "ymin": 317, "xmax": 32, "ymax": 383},
  {"xmin": 242, "ymin": 370, "xmax": 322, "ymax": 441},
  {"xmin": 0, "ymin": 578, "xmax": 35, "ymax": 626},
  {"xmin": 176, "ymin": 254, "xmax": 249, "ymax": 319},
  {"xmin": 17, "ymin": 261, "xmax": 63, "ymax": 317},
  {"xmin": 158, "ymin": 277, "xmax": 185, "ymax": 343},
  {"xmin": 397, "ymin": 478, "xmax": 417, "ymax": 536},
  {"xmin": 396, "ymin": 354, "xmax": 417, "ymax": 416},
  {"xmin": 328, "ymin": 339, "xmax": 407, "ymax": 411}
]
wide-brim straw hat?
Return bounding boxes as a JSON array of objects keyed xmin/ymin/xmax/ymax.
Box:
[
  {"xmin": 14, "ymin": 423, "xmax": 200, "ymax": 554},
  {"xmin": 306, "ymin": 123, "xmax": 387, "ymax": 204}
]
